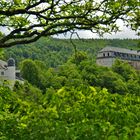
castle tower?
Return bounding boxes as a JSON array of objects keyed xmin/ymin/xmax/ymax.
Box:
[{"xmin": 5, "ymin": 58, "xmax": 16, "ymax": 80}]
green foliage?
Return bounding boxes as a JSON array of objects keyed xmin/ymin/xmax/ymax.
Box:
[
  {"xmin": 20, "ymin": 59, "xmax": 40, "ymax": 86},
  {"xmin": 98, "ymin": 70, "xmax": 128, "ymax": 94},
  {"xmin": 112, "ymin": 59, "xmax": 137, "ymax": 81},
  {"xmin": 70, "ymin": 51, "xmax": 88, "ymax": 65},
  {"xmin": 0, "ymin": 49, "xmax": 4, "ymax": 59},
  {"xmin": 17, "ymin": 48, "xmax": 140, "ymax": 95},
  {"xmin": 1, "ymin": 84, "xmax": 140, "ymax": 139},
  {"xmin": 1, "ymin": 38, "xmax": 140, "ymax": 139},
  {"xmin": 4, "ymin": 38, "xmax": 140, "ymax": 68},
  {"xmin": 0, "ymin": 0, "xmax": 139, "ymax": 47}
]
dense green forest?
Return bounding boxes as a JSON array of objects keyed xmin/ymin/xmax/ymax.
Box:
[
  {"xmin": 3, "ymin": 38, "xmax": 140, "ymax": 68},
  {"xmin": 1, "ymin": 38, "xmax": 140, "ymax": 139}
]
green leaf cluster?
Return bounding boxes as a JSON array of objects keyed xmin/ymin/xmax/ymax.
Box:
[{"xmin": 1, "ymin": 83, "xmax": 140, "ymax": 139}]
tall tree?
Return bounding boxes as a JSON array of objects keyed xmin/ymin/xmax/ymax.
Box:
[
  {"xmin": 0, "ymin": 0, "xmax": 139, "ymax": 48},
  {"xmin": 20, "ymin": 59, "xmax": 40, "ymax": 87}
]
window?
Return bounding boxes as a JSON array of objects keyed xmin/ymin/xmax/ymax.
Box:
[
  {"xmin": 107, "ymin": 53, "xmax": 109, "ymax": 56},
  {"xmin": 103, "ymin": 53, "xmax": 105, "ymax": 57},
  {"xmin": 116, "ymin": 52, "xmax": 120, "ymax": 57},
  {"xmin": 1, "ymin": 71, "xmax": 4, "ymax": 75},
  {"xmin": 122, "ymin": 53, "xmax": 125, "ymax": 57}
]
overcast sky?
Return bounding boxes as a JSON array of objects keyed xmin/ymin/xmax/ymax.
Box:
[
  {"xmin": 54, "ymin": 23, "xmax": 140, "ymax": 39},
  {"xmin": 54, "ymin": 20, "xmax": 140, "ymax": 39},
  {"xmin": 0, "ymin": 20, "xmax": 139, "ymax": 39},
  {"xmin": 54, "ymin": 28, "xmax": 139, "ymax": 39}
]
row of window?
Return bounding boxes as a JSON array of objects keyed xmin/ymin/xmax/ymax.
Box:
[{"xmin": 103, "ymin": 52, "xmax": 140, "ymax": 59}]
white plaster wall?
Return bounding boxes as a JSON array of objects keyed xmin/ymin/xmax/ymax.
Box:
[
  {"xmin": 5, "ymin": 66, "xmax": 15, "ymax": 80},
  {"xmin": 97, "ymin": 52, "xmax": 103, "ymax": 57},
  {"xmin": 96, "ymin": 58, "xmax": 115, "ymax": 67}
]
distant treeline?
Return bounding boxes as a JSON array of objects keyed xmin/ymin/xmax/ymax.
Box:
[{"xmin": 3, "ymin": 37, "xmax": 140, "ymax": 68}]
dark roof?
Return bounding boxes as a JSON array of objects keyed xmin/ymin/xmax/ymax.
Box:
[
  {"xmin": 99, "ymin": 46, "xmax": 140, "ymax": 55},
  {"xmin": 7, "ymin": 58, "xmax": 15, "ymax": 66}
]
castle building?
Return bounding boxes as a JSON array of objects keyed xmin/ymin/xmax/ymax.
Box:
[
  {"xmin": 0, "ymin": 58, "xmax": 22, "ymax": 82},
  {"xmin": 96, "ymin": 46, "xmax": 140, "ymax": 70}
]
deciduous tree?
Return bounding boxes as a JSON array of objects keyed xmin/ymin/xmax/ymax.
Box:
[
  {"xmin": 20, "ymin": 59, "xmax": 40, "ymax": 86},
  {"xmin": 0, "ymin": 0, "xmax": 139, "ymax": 48}
]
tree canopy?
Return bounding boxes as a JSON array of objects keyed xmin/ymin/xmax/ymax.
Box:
[
  {"xmin": 0, "ymin": 0, "xmax": 139, "ymax": 48},
  {"xmin": 1, "ymin": 38, "xmax": 140, "ymax": 139}
]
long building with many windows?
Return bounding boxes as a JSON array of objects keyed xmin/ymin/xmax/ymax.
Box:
[{"xmin": 96, "ymin": 46, "xmax": 140, "ymax": 70}]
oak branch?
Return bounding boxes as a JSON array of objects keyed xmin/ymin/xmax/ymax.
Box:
[{"xmin": 0, "ymin": 0, "xmax": 139, "ymax": 48}]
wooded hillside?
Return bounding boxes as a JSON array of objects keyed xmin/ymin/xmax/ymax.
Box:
[
  {"xmin": 1, "ymin": 38, "xmax": 140, "ymax": 139},
  {"xmin": 3, "ymin": 38, "xmax": 140, "ymax": 68}
]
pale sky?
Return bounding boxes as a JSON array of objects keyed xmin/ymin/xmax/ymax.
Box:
[
  {"xmin": 1, "ymin": 20, "xmax": 139, "ymax": 39},
  {"xmin": 53, "ymin": 28, "xmax": 140, "ymax": 39},
  {"xmin": 54, "ymin": 20, "xmax": 140, "ymax": 39}
]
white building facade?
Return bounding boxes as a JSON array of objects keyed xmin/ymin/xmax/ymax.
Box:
[
  {"xmin": 0, "ymin": 58, "xmax": 21, "ymax": 83},
  {"xmin": 96, "ymin": 46, "xmax": 140, "ymax": 70}
]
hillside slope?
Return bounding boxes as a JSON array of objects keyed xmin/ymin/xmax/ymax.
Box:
[{"xmin": 4, "ymin": 38, "xmax": 140, "ymax": 68}]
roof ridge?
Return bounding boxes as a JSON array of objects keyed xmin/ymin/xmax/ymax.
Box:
[{"xmin": 99, "ymin": 46, "xmax": 140, "ymax": 55}]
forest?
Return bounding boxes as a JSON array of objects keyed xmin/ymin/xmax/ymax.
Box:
[
  {"xmin": 0, "ymin": 38, "xmax": 140, "ymax": 139},
  {"xmin": 0, "ymin": 0, "xmax": 139, "ymax": 139}
]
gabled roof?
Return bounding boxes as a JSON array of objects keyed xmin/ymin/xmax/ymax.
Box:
[{"xmin": 99, "ymin": 46, "xmax": 140, "ymax": 55}]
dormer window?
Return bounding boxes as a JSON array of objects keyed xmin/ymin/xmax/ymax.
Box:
[
  {"xmin": 116, "ymin": 52, "xmax": 119, "ymax": 56},
  {"xmin": 122, "ymin": 53, "xmax": 125, "ymax": 57}
]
